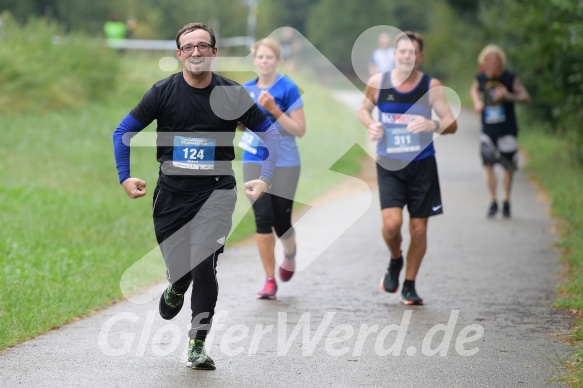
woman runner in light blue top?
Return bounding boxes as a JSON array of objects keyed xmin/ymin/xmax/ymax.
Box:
[{"xmin": 239, "ymin": 38, "xmax": 306, "ymax": 300}]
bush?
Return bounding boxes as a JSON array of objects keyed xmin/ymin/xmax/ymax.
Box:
[
  {"xmin": 476, "ymin": 0, "xmax": 583, "ymax": 164},
  {"xmin": 0, "ymin": 12, "xmax": 121, "ymax": 113}
]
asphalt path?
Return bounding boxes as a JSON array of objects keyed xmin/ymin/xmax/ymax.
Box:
[{"xmin": 0, "ymin": 92, "xmax": 572, "ymax": 387}]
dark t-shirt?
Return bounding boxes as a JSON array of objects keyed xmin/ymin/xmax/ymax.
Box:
[
  {"xmin": 130, "ymin": 72, "xmax": 267, "ymax": 192},
  {"xmin": 476, "ymin": 70, "xmax": 518, "ymax": 137}
]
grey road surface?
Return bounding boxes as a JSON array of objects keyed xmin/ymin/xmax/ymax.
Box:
[{"xmin": 0, "ymin": 92, "xmax": 572, "ymax": 387}]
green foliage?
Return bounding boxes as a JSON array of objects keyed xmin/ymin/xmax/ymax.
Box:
[
  {"xmin": 521, "ymin": 128, "xmax": 583, "ymax": 309},
  {"xmin": 443, "ymin": 0, "xmax": 480, "ymax": 22},
  {"xmin": 256, "ymin": 0, "xmax": 317, "ymax": 37},
  {"xmin": 305, "ymin": 0, "xmax": 435, "ymax": 86},
  {"xmin": 390, "ymin": 2, "xmax": 431, "ymax": 32},
  {"xmin": 0, "ymin": 12, "xmax": 121, "ymax": 113},
  {"xmin": 139, "ymin": 0, "xmax": 249, "ymax": 40},
  {"xmin": 1, "ymin": 0, "xmax": 249, "ymax": 40},
  {"xmin": 565, "ymin": 322, "xmax": 583, "ymax": 385},
  {"xmin": 477, "ymin": 0, "xmax": 583, "ymax": 162},
  {"xmin": 3, "ymin": 0, "xmax": 118, "ymax": 33},
  {"xmin": 520, "ymin": 125, "xmax": 583, "ymax": 383},
  {"xmin": 421, "ymin": 2, "xmax": 485, "ymax": 104},
  {"xmin": 306, "ymin": 0, "xmax": 396, "ymax": 69}
]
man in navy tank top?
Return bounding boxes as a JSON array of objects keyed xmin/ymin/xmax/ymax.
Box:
[{"xmin": 359, "ymin": 31, "xmax": 458, "ymax": 305}]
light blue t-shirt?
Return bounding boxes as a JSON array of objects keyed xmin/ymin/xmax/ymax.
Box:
[{"xmin": 240, "ymin": 74, "xmax": 303, "ymax": 167}]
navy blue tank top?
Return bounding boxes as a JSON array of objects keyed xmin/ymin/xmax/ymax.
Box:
[{"xmin": 377, "ymin": 72, "xmax": 434, "ymax": 162}]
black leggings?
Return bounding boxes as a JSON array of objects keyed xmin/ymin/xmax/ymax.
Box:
[
  {"xmin": 152, "ymin": 176, "xmax": 236, "ymax": 341},
  {"xmin": 242, "ymin": 164, "xmax": 300, "ymax": 237},
  {"xmin": 172, "ymin": 251, "xmax": 218, "ymax": 341}
]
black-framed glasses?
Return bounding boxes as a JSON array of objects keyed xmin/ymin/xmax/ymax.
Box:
[{"xmin": 180, "ymin": 43, "xmax": 214, "ymax": 54}]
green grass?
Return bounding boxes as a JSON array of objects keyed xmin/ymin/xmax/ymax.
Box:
[
  {"xmin": 0, "ymin": 105, "xmax": 157, "ymax": 348},
  {"xmin": 0, "ymin": 13, "xmax": 121, "ymax": 114},
  {"xmin": 0, "ymin": 54, "xmax": 366, "ymax": 349},
  {"xmin": 520, "ymin": 129, "xmax": 583, "ymax": 308},
  {"xmin": 520, "ymin": 125, "xmax": 583, "ymax": 384}
]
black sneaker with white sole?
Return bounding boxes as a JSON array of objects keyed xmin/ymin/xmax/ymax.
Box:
[
  {"xmin": 380, "ymin": 256, "xmax": 403, "ymax": 293},
  {"xmin": 400, "ymin": 281, "xmax": 424, "ymax": 305}
]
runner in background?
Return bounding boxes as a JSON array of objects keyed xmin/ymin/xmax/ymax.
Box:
[
  {"xmin": 470, "ymin": 44, "xmax": 530, "ymax": 218},
  {"xmin": 368, "ymin": 32, "xmax": 395, "ymax": 76},
  {"xmin": 239, "ymin": 38, "xmax": 306, "ymax": 300},
  {"xmin": 103, "ymin": 14, "xmax": 128, "ymax": 49},
  {"xmin": 278, "ymin": 27, "xmax": 302, "ymax": 73},
  {"xmin": 359, "ymin": 31, "xmax": 457, "ymax": 305}
]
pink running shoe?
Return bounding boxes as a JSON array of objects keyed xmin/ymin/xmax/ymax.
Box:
[
  {"xmin": 279, "ymin": 247, "xmax": 296, "ymax": 282},
  {"xmin": 257, "ymin": 277, "xmax": 277, "ymax": 300}
]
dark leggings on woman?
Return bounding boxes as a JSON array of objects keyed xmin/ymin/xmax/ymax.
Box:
[{"xmin": 243, "ymin": 164, "xmax": 300, "ymax": 238}]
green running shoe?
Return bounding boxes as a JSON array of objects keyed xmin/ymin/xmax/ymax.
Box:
[
  {"xmin": 187, "ymin": 339, "xmax": 216, "ymax": 370},
  {"xmin": 159, "ymin": 284, "xmax": 184, "ymax": 320}
]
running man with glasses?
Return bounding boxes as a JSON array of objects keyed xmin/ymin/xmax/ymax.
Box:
[{"xmin": 113, "ymin": 22, "xmax": 281, "ymax": 370}]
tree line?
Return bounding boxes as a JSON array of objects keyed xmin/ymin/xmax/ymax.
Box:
[{"xmin": 1, "ymin": 0, "xmax": 581, "ymax": 160}]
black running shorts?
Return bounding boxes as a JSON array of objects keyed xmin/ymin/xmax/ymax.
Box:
[
  {"xmin": 480, "ymin": 133, "xmax": 518, "ymax": 171},
  {"xmin": 376, "ymin": 156, "xmax": 443, "ymax": 218},
  {"xmin": 152, "ymin": 175, "xmax": 237, "ymax": 272}
]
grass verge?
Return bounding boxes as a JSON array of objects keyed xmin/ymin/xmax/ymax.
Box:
[{"xmin": 520, "ymin": 125, "xmax": 583, "ymax": 384}]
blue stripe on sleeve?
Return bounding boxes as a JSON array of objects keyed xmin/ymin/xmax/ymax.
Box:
[{"xmin": 112, "ymin": 114, "xmax": 147, "ymax": 184}]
